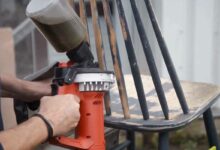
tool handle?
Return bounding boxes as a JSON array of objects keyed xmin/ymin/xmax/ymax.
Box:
[
  {"xmin": 51, "ymin": 84, "xmax": 105, "ymax": 150},
  {"xmin": 50, "ymin": 84, "xmax": 93, "ymax": 149}
]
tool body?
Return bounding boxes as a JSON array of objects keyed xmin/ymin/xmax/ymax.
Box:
[
  {"xmin": 51, "ymin": 59, "xmax": 114, "ymax": 150},
  {"xmin": 26, "ymin": 0, "xmax": 114, "ymax": 149}
]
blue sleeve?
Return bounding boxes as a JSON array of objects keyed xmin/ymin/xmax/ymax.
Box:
[{"xmin": 0, "ymin": 144, "xmax": 4, "ymax": 150}]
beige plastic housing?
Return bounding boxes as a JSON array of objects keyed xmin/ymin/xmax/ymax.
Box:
[{"xmin": 26, "ymin": 0, "xmax": 86, "ymax": 52}]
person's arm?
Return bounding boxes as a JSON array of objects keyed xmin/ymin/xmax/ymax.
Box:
[
  {"xmin": 0, "ymin": 94, "xmax": 80, "ymax": 150},
  {"xmin": 0, "ymin": 117, "xmax": 47, "ymax": 150},
  {"xmin": 0, "ymin": 74, "xmax": 51, "ymax": 102}
]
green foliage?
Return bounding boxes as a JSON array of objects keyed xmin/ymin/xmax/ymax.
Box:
[{"xmin": 209, "ymin": 146, "xmax": 216, "ymax": 150}]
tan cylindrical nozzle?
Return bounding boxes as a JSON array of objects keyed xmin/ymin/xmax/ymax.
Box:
[{"xmin": 26, "ymin": 0, "xmax": 86, "ymax": 53}]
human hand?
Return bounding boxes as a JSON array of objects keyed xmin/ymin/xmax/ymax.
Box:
[{"xmin": 38, "ymin": 94, "xmax": 80, "ymax": 136}]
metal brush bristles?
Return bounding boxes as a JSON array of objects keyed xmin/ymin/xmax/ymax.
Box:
[
  {"xmin": 79, "ymin": 81, "xmax": 112, "ymax": 92},
  {"xmin": 74, "ymin": 72, "xmax": 115, "ymax": 92}
]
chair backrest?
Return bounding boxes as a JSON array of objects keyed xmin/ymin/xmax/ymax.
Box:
[{"xmin": 73, "ymin": 0, "xmax": 189, "ymax": 120}]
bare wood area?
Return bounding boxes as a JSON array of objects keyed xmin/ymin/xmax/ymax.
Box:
[{"xmin": 105, "ymin": 75, "xmax": 220, "ymax": 131}]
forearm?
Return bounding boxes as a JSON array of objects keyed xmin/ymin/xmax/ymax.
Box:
[
  {"xmin": 1, "ymin": 90, "xmax": 36, "ymax": 102},
  {"xmin": 0, "ymin": 74, "xmax": 24, "ymax": 93},
  {"xmin": 1, "ymin": 90, "xmax": 20, "ymax": 100},
  {"xmin": 0, "ymin": 117, "xmax": 47, "ymax": 150},
  {"xmin": 0, "ymin": 74, "xmax": 51, "ymax": 101}
]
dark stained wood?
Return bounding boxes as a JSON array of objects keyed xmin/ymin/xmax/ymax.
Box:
[
  {"xmin": 90, "ymin": 0, "xmax": 106, "ymax": 70},
  {"xmin": 144, "ymin": 0, "xmax": 189, "ymax": 114},
  {"xmin": 74, "ymin": 1, "xmax": 114, "ymax": 17},
  {"xmin": 116, "ymin": 0, "xmax": 149, "ymax": 120},
  {"xmin": 79, "ymin": 0, "xmax": 90, "ymax": 44},
  {"xmin": 90, "ymin": 0, "xmax": 111, "ymax": 115},
  {"xmin": 102, "ymin": 0, "xmax": 130, "ymax": 119}
]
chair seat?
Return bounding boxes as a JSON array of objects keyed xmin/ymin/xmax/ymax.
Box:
[{"xmin": 105, "ymin": 75, "xmax": 220, "ymax": 132}]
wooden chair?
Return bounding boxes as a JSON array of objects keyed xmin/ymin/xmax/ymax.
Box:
[
  {"xmin": 14, "ymin": 0, "xmax": 220, "ymax": 149},
  {"xmin": 101, "ymin": 0, "xmax": 220, "ymax": 149}
]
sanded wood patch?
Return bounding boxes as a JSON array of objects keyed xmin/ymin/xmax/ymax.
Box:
[{"xmin": 105, "ymin": 75, "xmax": 220, "ymax": 131}]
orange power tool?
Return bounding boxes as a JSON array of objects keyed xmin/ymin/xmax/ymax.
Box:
[
  {"xmin": 26, "ymin": 0, "xmax": 114, "ymax": 149},
  {"xmin": 50, "ymin": 45, "xmax": 114, "ymax": 150}
]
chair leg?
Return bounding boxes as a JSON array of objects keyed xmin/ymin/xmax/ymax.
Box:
[
  {"xmin": 158, "ymin": 132, "xmax": 169, "ymax": 150},
  {"xmin": 203, "ymin": 108, "xmax": 220, "ymax": 150},
  {"xmin": 127, "ymin": 131, "xmax": 135, "ymax": 150}
]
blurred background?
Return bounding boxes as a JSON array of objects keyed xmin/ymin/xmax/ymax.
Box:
[{"xmin": 0, "ymin": 0, "xmax": 219, "ymax": 149}]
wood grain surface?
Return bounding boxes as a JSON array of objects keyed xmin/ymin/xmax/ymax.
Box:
[{"xmin": 105, "ymin": 75, "xmax": 220, "ymax": 131}]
